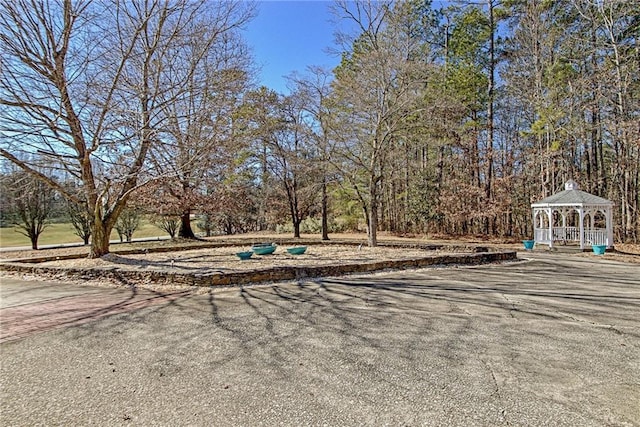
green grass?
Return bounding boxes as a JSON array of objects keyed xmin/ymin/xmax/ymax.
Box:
[{"xmin": 0, "ymin": 221, "xmax": 166, "ymax": 248}]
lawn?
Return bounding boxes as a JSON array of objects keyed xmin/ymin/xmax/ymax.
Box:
[{"xmin": 0, "ymin": 221, "xmax": 166, "ymax": 248}]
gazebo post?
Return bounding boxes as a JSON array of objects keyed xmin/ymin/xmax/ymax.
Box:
[
  {"xmin": 606, "ymin": 207, "xmax": 613, "ymax": 248},
  {"xmin": 579, "ymin": 207, "xmax": 585, "ymax": 250},
  {"xmin": 547, "ymin": 207, "xmax": 553, "ymax": 248}
]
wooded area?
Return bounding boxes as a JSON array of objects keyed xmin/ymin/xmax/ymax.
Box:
[{"xmin": 1, "ymin": 0, "xmax": 638, "ymax": 256}]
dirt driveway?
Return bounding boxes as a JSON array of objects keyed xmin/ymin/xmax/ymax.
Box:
[{"xmin": 1, "ymin": 252, "xmax": 639, "ymax": 426}]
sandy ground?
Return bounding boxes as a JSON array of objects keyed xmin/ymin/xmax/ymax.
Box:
[
  {"xmin": 1, "ymin": 232, "xmax": 637, "ymax": 259},
  {"xmin": 35, "ymin": 244, "xmax": 463, "ymax": 272}
]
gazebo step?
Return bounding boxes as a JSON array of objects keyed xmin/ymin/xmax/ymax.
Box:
[{"xmin": 541, "ymin": 245, "xmax": 585, "ymax": 253}]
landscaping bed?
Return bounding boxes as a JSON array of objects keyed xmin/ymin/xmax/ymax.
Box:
[{"xmin": 0, "ymin": 241, "xmax": 516, "ymax": 288}]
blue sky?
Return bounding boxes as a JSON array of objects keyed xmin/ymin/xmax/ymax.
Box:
[{"xmin": 244, "ymin": 1, "xmax": 340, "ymax": 94}]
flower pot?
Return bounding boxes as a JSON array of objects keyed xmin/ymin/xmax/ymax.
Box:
[
  {"xmin": 286, "ymin": 246, "xmax": 307, "ymax": 255},
  {"xmin": 592, "ymin": 245, "xmax": 606, "ymax": 255},
  {"xmin": 252, "ymin": 244, "xmax": 276, "ymax": 255},
  {"xmin": 236, "ymin": 251, "xmax": 254, "ymax": 260},
  {"xmin": 523, "ymin": 240, "xmax": 535, "ymax": 250}
]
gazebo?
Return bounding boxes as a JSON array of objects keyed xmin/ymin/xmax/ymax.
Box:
[{"xmin": 531, "ymin": 180, "xmax": 614, "ymax": 249}]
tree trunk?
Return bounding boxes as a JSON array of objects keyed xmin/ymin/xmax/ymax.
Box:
[
  {"xmin": 485, "ymin": 0, "xmax": 495, "ymax": 205},
  {"xmin": 293, "ymin": 220, "xmax": 301, "ymax": 239},
  {"xmin": 367, "ymin": 181, "xmax": 378, "ymax": 247},
  {"xmin": 179, "ymin": 209, "xmax": 196, "ymax": 239},
  {"xmin": 291, "ymin": 209, "xmax": 301, "ymax": 238},
  {"xmin": 90, "ymin": 220, "xmax": 111, "ymax": 258},
  {"xmin": 368, "ymin": 205, "xmax": 378, "ymax": 247},
  {"xmin": 285, "ymin": 179, "xmax": 301, "ymax": 239},
  {"xmin": 321, "ymin": 176, "xmax": 329, "ymax": 240}
]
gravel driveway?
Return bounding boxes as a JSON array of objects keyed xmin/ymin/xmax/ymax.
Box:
[{"xmin": 1, "ymin": 252, "xmax": 639, "ymax": 426}]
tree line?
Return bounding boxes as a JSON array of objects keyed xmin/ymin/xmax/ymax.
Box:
[{"xmin": 1, "ymin": 0, "xmax": 638, "ymax": 256}]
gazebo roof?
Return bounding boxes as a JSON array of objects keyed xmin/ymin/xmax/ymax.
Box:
[{"xmin": 531, "ymin": 180, "xmax": 613, "ymax": 207}]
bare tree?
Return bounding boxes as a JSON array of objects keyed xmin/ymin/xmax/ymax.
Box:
[
  {"xmin": 329, "ymin": 0, "xmax": 428, "ymax": 246},
  {"xmin": 146, "ymin": 1, "xmax": 255, "ymax": 239},
  {"xmin": 239, "ymin": 87, "xmax": 282, "ymax": 232},
  {"xmin": 270, "ymin": 92, "xmax": 321, "ymax": 238},
  {"xmin": 1, "ymin": 172, "xmax": 55, "ymax": 250},
  {"xmin": 152, "ymin": 215, "xmax": 180, "ymax": 239},
  {"xmin": 114, "ymin": 207, "xmax": 140, "ymax": 243},
  {"xmin": 66, "ymin": 199, "xmax": 92, "ymax": 245},
  {"xmin": 287, "ymin": 67, "xmax": 336, "ymax": 240},
  {"xmin": 592, "ymin": 0, "xmax": 639, "ymax": 241},
  {"xmin": 0, "ymin": 0, "xmax": 253, "ymax": 257}
]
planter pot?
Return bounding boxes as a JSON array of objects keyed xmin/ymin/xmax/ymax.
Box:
[
  {"xmin": 592, "ymin": 245, "xmax": 606, "ymax": 255},
  {"xmin": 236, "ymin": 251, "xmax": 254, "ymax": 260},
  {"xmin": 286, "ymin": 246, "xmax": 307, "ymax": 255},
  {"xmin": 523, "ymin": 240, "xmax": 535, "ymax": 250},
  {"xmin": 252, "ymin": 242, "xmax": 274, "ymax": 248},
  {"xmin": 252, "ymin": 244, "xmax": 276, "ymax": 255}
]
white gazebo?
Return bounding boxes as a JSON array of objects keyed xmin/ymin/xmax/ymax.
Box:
[{"xmin": 531, "ymin": 180, "xmax": 614, "ymax": 249}]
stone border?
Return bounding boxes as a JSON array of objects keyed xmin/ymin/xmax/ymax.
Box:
[{"xmin": 0, "ymin": 250, "xmax": 517, "ymax": 288}]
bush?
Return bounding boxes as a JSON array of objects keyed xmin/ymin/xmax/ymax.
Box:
[
  {"xmin": 275, "ymin": 217, "xmax": 347, "ymax": 234},
  {"xmin": 331, "ymin": 215, "xmax": 362, "ymax": 233},
  {"xmin": 196, "ymin": 214, "xmax": 214, "ymax": 237},
  {"xmin": 115, "ymin": 208, "xmax": 141, "ymax": 242},
  {"xmin": 151, "ymin": 215, "xmax": 180, "ymax": 239}
]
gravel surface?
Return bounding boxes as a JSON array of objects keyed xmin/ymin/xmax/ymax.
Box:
[{"xmin": 36, "ymin": 245, "xmax": 463, "ymax": 272}]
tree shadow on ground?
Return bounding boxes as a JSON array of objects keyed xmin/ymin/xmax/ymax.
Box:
[{"xmin": 18, "ymin": 257, "xmax": 638, "ymax": 369}]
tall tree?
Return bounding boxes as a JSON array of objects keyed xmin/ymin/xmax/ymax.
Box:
[
  {"xmin": 147, "ymin": 1, "xmax": 255, "ymax": 239},
  {"xmin": 442, "ymin": 1, "xmax": 508, "ymax": 234},
  {"xmin": 330, "ymin": 0, "xmax": 427, "ymax": 246},
  {"xmin": 0, "ymin": 0, "xmax": 253, "ymax": 257},
  {"xmin": 286, "ymin": 67, "xmax": 336, "ymax": 240},
  {"xmin": 592, "ymin": 0, "xmax": 639, "ymax": 241},
  {"xmin": 238, "ymin": 87, "xmax": 280, "ymax": 231},
  {"xmin": 271, "ymin": 92, "xmax": 322, "ymax": 238}
]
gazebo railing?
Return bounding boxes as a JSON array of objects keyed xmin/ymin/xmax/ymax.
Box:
[
  {"xmin": 584, "ymin": 228, "xmax": 608, "ymax": 246},
  {"xmin": 534, "ymin": 228, "xmax": 551, "ymax": 242},
  {"xmin": 534, "ymin": 227, "xmax": 608, "ymax": 246},
  {"xmin": 554, "ymin": 227, "xmax": 579, "ymax": 241},
  {"xmin": 533, "ymin": 228, "xmax": 576, "ymax": 242}
]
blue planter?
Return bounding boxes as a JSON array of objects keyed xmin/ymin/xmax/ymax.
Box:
[
  {"xmin": 236, "ymin": 251, "xmax": 254, "ymax": 260},
  {"xmin": 523, "ymin": 240, "xmax": 535, "ymax": 250},
  {"xmin": 286, "ymin": 246, "xmax": 307, "ymax": 255},
  {"xmin": 252, "ymin": 244, "xmax": 276, "ymax": 255},
  {"xmin": 592, "ymin": 245, "xmax": 606, "ymax": 255}
]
